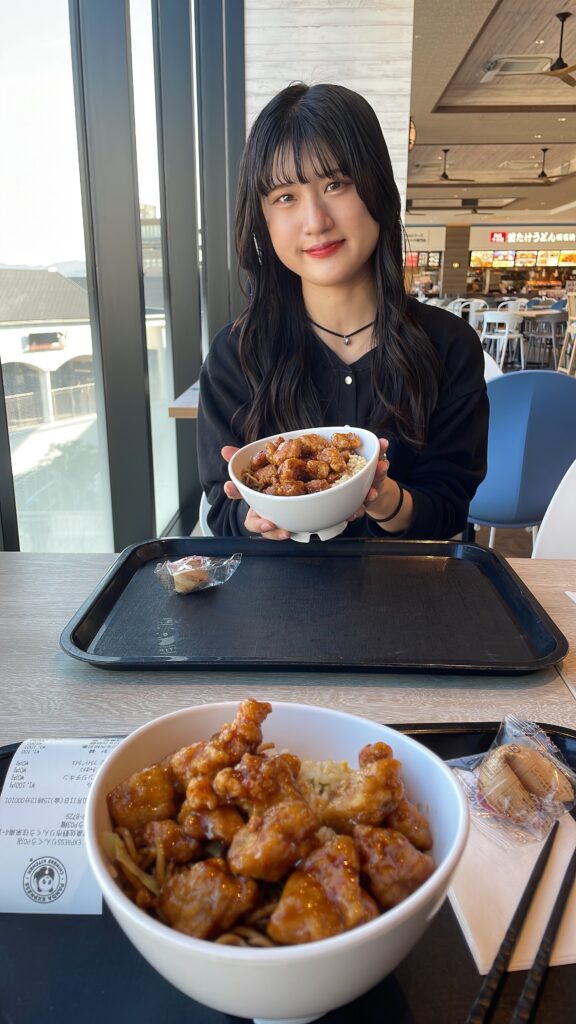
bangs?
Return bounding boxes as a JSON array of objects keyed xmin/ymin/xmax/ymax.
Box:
[{"xmin": 256, "ymin": 117, "xmax": 352, "ymax": 196}]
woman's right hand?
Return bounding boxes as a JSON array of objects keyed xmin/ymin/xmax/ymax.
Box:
[{"xmin": 221, "ymin": 446, "xmax": 291, "ymax": 540}]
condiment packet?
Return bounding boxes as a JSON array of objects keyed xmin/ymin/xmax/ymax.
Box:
[
  {"xmin": 0, "ymin": 738, "xmax": 120, "ymax": 914},
  {"xmin": 155, "ymin": 553, "xmax": 241, "ymax": 594},
  {"xmin": 449, "ymin": 813, "xmax": 576, "ymax": 973}
]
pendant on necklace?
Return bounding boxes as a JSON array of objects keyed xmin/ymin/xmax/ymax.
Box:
[{"xmin": 343, "ymin": 336, "xmax": 350, "ymax": 346}]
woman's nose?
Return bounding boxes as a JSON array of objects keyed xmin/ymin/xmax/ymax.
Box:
[{"xmin": 302, "ymin": 195, "xmax": 333, "ymax": 234}]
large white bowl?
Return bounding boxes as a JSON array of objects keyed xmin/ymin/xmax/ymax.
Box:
[
  {"xmin": 85, "ymin": 701, "xmax": 469, "ymax": 1024},
  {"xmin": 228, "ymin": 426, "xmax": 380, "ymax": 542}
]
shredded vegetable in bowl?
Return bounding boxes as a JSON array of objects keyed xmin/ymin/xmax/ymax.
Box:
[{"xmin": 102, "ymin": 699, "xmax": 435, "ymax": 946}]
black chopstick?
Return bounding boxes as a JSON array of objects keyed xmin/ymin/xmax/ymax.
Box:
[
  {"xmin": 464, "ymin": 820, "xmax": 560, "ymax": 1024},
  {"xmin": 509, "ymin": 840, "xmax": 576, "ymax": 1024}
]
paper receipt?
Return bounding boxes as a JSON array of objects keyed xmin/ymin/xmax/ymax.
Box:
[{"xmin": 0, "ymin": 738, "xmax": 120, "ymax": 914}]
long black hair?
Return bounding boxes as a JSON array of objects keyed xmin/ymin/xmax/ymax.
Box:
[{"xmin": 234, "ymin": 82, "xmax": 440, "ymax": 446}]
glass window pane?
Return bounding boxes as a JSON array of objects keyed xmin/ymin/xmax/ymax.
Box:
[
  {"xmin": 0, "ymin": 0, "xmax": 113, "ymax": 552},
  {"xmin": 129, "ymin": 0, "xmax": 179, "ymax": 533}
]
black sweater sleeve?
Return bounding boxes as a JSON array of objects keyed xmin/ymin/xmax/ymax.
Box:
[
  {"xmin": 379, "ymin": 303, "xmax": 489, "ymax": 539},
  {"xmin": 196, "ymin": 325, "xmax": 255, "ymax": 536}
]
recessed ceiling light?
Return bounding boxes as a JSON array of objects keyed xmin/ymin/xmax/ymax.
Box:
[
  {"xmin": 534, "ymin": 134, "xmax": 542, "ymax": 139},
  {"xmin": 558, "ymin": 117, "xmax": 567, "ymax": 122},
  {"xmin": 534, "ymin": 39, "xmax": 545, "ymax": 45}
]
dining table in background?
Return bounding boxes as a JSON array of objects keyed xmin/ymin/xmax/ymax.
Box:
[{"xmin": 1, "ymin": 551, "xmax": 575, "ymax": 746}]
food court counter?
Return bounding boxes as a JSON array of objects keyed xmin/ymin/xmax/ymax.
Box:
[{"xmin": 1, "ymin": 552, "xmax": 575, "ymax": 745}]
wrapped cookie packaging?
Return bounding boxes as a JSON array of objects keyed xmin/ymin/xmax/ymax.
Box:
[
  {"xmin": 155, "ymin": 553, "xmax": 242, "ymax": 595},
  {"xmin": 448, "ymin": 715, "xmax": 576, "ymax": 847}
]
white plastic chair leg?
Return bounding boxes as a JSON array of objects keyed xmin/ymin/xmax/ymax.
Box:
[{"xmin": 488, "ymin": 527, "xmax": 496, "ymax": 548}]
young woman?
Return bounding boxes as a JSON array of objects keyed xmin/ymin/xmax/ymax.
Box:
[{"xmin": 197, "ymin": 83, "xmax": 488, "ymax": 539}]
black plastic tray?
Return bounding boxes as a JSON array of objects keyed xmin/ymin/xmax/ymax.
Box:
[
  {"xmin": 2, "ymin": 723, "xmax": 576, "ymax": 1024},
  {"xmin": 59, "ymin": 538, "xmax": 568, "ymax": 673}
]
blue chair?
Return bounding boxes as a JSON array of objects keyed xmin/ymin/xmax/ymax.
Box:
[{"xmin": 468, "ymin": 370, "xmax": 576, "ymax": 549}]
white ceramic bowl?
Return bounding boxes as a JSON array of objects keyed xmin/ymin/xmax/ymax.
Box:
[
  {"xmin": 228, "ymin": 426, "xmax": 380, "ymax": 542},
  {"xmin": 85, "ymin": 701, "xmax": 469, "ymax": 1024}
]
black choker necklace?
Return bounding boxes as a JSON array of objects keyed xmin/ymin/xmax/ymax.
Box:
[{"xmin": 308, "ymin": 318, "xmax": 375, "ymax": 346}]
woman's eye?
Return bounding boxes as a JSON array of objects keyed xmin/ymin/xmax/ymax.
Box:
[
  {"xmin": 326, "ymin": 180, "xmax": 343, "ymax": 192},
  {"xmin": 275, "ymin": 193, "xmax": 294, "ymax": 204}
]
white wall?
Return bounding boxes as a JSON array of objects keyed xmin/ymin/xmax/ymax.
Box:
[{"xmin": 244, "ymin": 0, "xmax": 414, "ymax": 202}]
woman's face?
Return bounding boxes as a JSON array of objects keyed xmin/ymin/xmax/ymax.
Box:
[{"xmin": 260, "ymin": 152, "xmax": 380, "ymax": 291}]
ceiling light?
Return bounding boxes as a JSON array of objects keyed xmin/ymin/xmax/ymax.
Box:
[
  {"xmin": 534, "ymin": 134, "xmax": 542, "ymax": 139},
  {"xmin": 558, "ymin": 116, "xmax": 567, "ymax": 121}
]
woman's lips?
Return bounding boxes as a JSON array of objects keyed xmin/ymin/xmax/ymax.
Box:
[{"xmin": 304, "ymin": 240, "xmax": 344, "ymax": 258}]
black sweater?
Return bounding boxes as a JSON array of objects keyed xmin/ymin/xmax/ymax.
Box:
[{"xmin": 197, "ymin": 299, "xmax": 488, "ymax": 539}]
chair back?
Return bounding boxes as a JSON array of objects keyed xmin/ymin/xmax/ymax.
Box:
[
  {"xmin": 468, "ymin": 371, "xmax": 576, "ymax": 528},
  {"xmin": 497, "ymin": 299, "xmax": 527, "ymax": 311},
  {"xmin": 532, "ymin": 459, "xmax": 576, "ymax": 558},
  {"xmin": 483, "ymin": 351, "xmax": 503, "ymax": 381},
  {"xmin": 480, "ymin": 310, "xmax": 524, "ymax": 334},
  {"xmin": 551, "ymin": 298, "xmax": 567, "ymax": 311},
  {"xmin": 199, "ymin": 492, "xmax": 213, "ymax": 536},
  {"xmin": 445, "ymin": 299, "xmax": 466, "ymax": 316}
]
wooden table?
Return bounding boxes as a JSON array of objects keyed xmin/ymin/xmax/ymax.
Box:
[
  {"xmin": 1, "ymin": 553, "xmax": 575, "ymax": 746},
  {"xmin": 168, "ymin": 380, "xmax": 199, "ymax": 419}
]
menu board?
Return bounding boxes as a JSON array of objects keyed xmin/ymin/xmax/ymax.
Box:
[
  {"xmin": 470, "ymin": 251, "xmax": 493, "ymax": 268},
  {"xmin": 514, "ymin": 251, "xmax": 537, "ymax": 268},
  {"xmin": 418, "ymin": 251, "xmax": 428, "ymax": 267},
  {"xmin": 558, "ymin": 251, "xmax": 576, "ymax": 265},
  {"xmin": 427, "ymin": 251, "xmax": 441, "ymax": 268},
  {"xmin": 405, "ymin": 251, "xmax": 418, "ymax": 268},
  {"xmin": 492, "ymin": 251, "xmax": 516, "ymax": 269},
  {"xmin": 536, "ymin": 251, "xmax": 560, "ymax": 267}
]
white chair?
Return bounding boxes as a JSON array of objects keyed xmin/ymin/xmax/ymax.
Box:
[
  {"xmin": 483, "ymin": 350, "xmax": 503, "ymax": 382},
  {"xmin": 460, "ymin": 299, "xmax": 488, "ymax": 332},
  {"xmin": 445, "ymin": 299, "xmax": 467, "ymax": 317},
  {"xmin": 199, "ymin": 492, "xmax": 213, "ymax": 536},
  {"xmin": 532, "ymin": 459, "xmax": 576, "ymax": 558},
  {"xmin": 480, "ymin": 310, "xmax": 526, "ymax": 369},
  {"xmin": 497, "ymin": 298, "xmax": 529, "ymax": 311}
]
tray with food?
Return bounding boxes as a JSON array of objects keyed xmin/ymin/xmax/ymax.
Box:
[
  {"xmin": 59, "ymin": 537, "xmax": 567, "ymax": 673},
  {"xmin": 1, "ymin": 720, "xmax": 575, "ymax": 1024}
]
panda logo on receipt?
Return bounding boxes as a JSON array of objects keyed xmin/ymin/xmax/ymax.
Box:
[{"xmin": 23, "ymin": 857, "xmax": 67, "ymax": 903}]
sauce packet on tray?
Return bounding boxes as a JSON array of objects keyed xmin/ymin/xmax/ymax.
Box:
[
  {"xmin": 447, "ymin": 715, "xmax": 576, "ymax": 848},
  {"xmin": 155, "ymin": 553, "xmax": 241, "ymax": 594}
]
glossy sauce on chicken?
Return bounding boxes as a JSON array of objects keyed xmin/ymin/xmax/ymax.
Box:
[
  {"xmin": 241, "ymin": 432, "xmax": 367, "ymax": 496},
  {"xmin": 104, "ymin": 700, "xmax": 434, "ymax": 945}
]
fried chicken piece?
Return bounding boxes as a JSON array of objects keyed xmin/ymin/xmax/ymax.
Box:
[
  {"xmin": 269, "ymin": 438, "xmax": 304, "ymax": 465},
  {"xmin": 383, "ymin": 798, "xmax": 433, "ymax": 851},
  {"xmin": 331, "ymin": 432, "xmax": 362, "ymax": 451},
  {"xmin": 354, "ymin": 825, "xmax": 435, "ymax": 910},
  {"xmin": 268, "ymin": 832, "xmax": 378, "ymax": 944},
  {"xmin": 214, "ymin": 752, "xmax": 303, "ymax": 814},
  {"xmin": 169, "ymin": 699, "xmax": 272, "ymax": 810},
  {"xmin": 267, "ymin": 872, "xmax": 343, "ymax": 944},
  {"xmin": 141, "ymin": 819, "xmax": 202, "ymax": 863},
  {"xmin": 180, "ymin": 806, "xmax": 245, "ymax": 845},
  {"xmin": 299, "ymin": 433, "xmax": 330, "ymax": 456},
  {"xmin": 299, "ymin": 742, "xmax": 404, "ymax": 834},
  {"xmin": 278, "ymin": 457, "xmax": 308, "ymax": 482},
  {"xmin": 305, "ymin": 459, "xmax": 330, "ymax": 479},
  {"xmin": 317, "ymin": 447, "xmax": 347, "ymax": 474},
  {"xmin": 226, "ymin": 799, "xmax": 318, "ymax": 882},
  {"xmin": 158, "ymin": 858, "xmax": 258, "ymax": 939},
  {"xmin": 253, "ymin": 464, "xmax": 277, "ymax": 486},
  {"xmin": 268, "ymin": 481, "xmax": 307, "ymax": 496},
  {"xmin": 214, "ymin": 753, "xmax": 318, "ymax": 881},
  {"xmin": 107, "ymin": 763, "xmax": 179, "ymax": 830},
  {"xmin": 305, "ymin": 479, "xmax": 330, "ymax": 493}
]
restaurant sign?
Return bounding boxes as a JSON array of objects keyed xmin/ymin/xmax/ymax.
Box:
[{"xmin": 471, "ymin": 226, "xmax": 576, "ymax": 250}]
